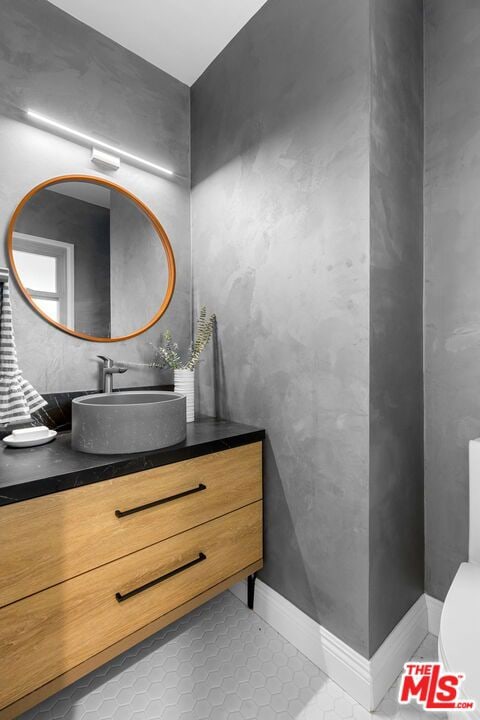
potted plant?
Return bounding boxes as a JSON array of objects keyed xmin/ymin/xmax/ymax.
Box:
[{"xmin": 120, "ymin": 307, "xmax": 215, "ymax": 422}]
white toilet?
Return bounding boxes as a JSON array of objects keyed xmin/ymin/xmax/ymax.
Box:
[{"xmin": 438, "ymin": 439, "xmax": 480, "ymax": 717}]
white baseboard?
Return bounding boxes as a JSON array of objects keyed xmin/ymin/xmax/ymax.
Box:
[
  {"xmin": 230, "ymin": 579, "xmax": 430, "ymax": 711},
  {"xmin": 425, "ymin": 594, "xmax": 444, "ymax": 636},
  {"xmin": 369, "ymin": 595, "xmax": 428, "ymax": 708},
  {"xmin": 230, "ymin": 577, "xmax": 373, "ymax": 708}
]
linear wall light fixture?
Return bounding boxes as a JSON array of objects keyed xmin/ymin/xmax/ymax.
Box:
[{"xmin": 26, "ymin": 110, "xmax": 174, "ymax": 177}]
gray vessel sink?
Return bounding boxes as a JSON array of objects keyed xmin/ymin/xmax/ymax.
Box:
[{"xmin": 71, "ymin": 391, "xmax": 186, "ymax": 454}]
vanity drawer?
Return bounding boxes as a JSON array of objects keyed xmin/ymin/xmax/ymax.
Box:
[
  {"xmin": 0, "ymin": 442, "xmax": 262, "ymax": 607},
  {"xmin": 0, "ymin": 501, "xmax": 262, "ymax": 710}
]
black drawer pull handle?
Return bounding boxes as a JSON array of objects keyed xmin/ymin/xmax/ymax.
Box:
[
  {"xmin": 116, "ymin": 552, "xmax": 207, "ymax": 603},
  {"xmin": 115, "ymin": 483, "xmax": 207, "ymax": 518}
]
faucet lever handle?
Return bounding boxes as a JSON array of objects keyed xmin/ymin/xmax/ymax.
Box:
[{"xmin": 97, "ymin": 355, "xmax": 114, "ymax": 367}]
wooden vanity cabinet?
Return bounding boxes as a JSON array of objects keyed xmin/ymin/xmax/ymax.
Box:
[{"xmin": 0, "ymin": 442, "xmax": 263, "ymax": 719}]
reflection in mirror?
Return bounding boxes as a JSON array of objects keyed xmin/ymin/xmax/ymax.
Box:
[{"xmin": 10, "ymin": 179, "xmax": 174, "ymax": 340}]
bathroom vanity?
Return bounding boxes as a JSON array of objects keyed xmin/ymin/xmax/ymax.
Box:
[{"xmin": 0, "ymin": 418, "xmax": 264, "ymax": 719}]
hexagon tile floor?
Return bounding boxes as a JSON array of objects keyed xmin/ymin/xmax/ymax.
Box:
[{"xmin": 20, "ymin": 591, "xmax": 444, "ymax": 720}]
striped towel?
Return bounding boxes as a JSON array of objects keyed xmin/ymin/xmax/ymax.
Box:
[{"xmin": 0, "ymin": 278, "xmax": 46, "ymax": 424}]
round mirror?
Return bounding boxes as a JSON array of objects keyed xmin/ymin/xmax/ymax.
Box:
[{"xmin": 7, "ymin": 175, "xmax": 175, "ymax": 342}]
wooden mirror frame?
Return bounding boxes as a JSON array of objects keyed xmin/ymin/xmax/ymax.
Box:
[{"xmin": 7, "ymin": 175, "xmax": 176, "ymax": 343}]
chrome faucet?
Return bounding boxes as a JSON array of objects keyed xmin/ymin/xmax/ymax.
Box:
[{"xmin": 97, "ymin": 355, "xmax": 128, "ymax": 393}]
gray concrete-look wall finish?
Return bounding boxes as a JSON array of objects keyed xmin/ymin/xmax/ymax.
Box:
[
  {"xmin": 192, "ymin": 0, "xmax": 372, "ymax": 655},
  {"xmin": 192, "ymin": 0, "xmax": 426, "ymax": 657},
  {"xmin": 369, "ymin": 0, "xmax": 424, "ymax": 654},
  {"xmin": 0, "ymin": 0, "xmax": 190, "ymax": 392},
  {"xmin": 424, "ymin": 0, "xmax": 480, "ymax": 599},
  {"xmin": 109, "ymin": 191, "xmax": 169, "ymax": 338}
]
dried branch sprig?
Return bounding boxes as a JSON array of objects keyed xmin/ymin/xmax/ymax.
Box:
[{"xmin": 186, "ymin": 307, "xmax": 216, "ymax": 370}]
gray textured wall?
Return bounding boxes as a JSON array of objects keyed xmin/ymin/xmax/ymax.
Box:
[
  {"xmin": 109, "ymin": 191, "xmax": 169, "ymax": 338},
  {"xmin": 424, "ymin": 0, "xmax": 480, "ymax": 599},
  {"xmin": 15, "ymin": 189, "xmax": 111, "ymax": 337},
  {"xmin": 192, "ymin": 0, "xmax": 372, "ymax": 655},
  {"xmin": 369, "ymin": 0, "xmax": 424, "ymax": 654},
  {"xmin": 0, "ymin": 0, "xmax": 191, "ymax": 392}
]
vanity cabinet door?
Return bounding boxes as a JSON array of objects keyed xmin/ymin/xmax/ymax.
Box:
[
  {"xmin": 0, "ymin": 443, "xmax": 262, "ymax": 607},
  {"xmin": 0, "ymin": 502, "xmax": 262, "ymax": 710}
]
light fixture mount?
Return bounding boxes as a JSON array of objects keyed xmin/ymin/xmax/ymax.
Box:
[{"xmin": 91, "ymin": 147, "xmax": 120, "ymax": 171}]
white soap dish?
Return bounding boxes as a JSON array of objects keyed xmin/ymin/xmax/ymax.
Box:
[{"xmin": 3, "ymin": 429, "xmax": 57, "ymax": 448}]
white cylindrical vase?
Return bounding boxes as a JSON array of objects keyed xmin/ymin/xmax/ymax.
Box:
[{"xmin": 174, "ymin": 369, "xmax": 195, "ymax": 423}]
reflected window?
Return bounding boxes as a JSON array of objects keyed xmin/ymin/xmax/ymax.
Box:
[
  {"xmin": 34, "ymin": 297, "xmax": 60, "ymax": 322},
  {"xmin": 13, "ymin": 233, "xmax": 74, "ymax": 326}
]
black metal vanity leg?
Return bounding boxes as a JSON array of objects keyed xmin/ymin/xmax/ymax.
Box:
[{"xmin": 247, "ymin": 573, "xmax": 257, "ymax": 610}]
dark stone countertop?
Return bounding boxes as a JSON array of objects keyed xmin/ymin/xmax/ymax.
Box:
[{"xmin": 0, "ymin": 417, "xmax": 265, "ymax": 506}]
